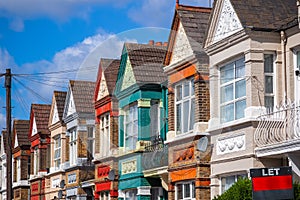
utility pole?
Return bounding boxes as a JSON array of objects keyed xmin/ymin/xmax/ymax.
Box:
[{"xmin": 5, "ymin": 68, "xmax": 12, "ymax": 200}]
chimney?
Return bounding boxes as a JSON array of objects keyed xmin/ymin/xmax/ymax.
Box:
[
  {"xmin": 163, "ymin": 42, "xmax": 168, "ymax": 47},
  {"xmin": 155, "ymin": 42, "xmax": 162, "ymax": 46},
  {"xmin": 176, "ymin": 0, "xmax": 179, "ymax": 8},
  {"xmin": 149, "ymin": 40, "xmax": 154, "ymax": 45}
]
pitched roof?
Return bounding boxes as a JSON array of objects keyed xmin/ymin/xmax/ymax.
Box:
[
  {"xmin": 125, "ymin": 43, "xmax": 167, "ymax": 84},
  {"xmin": 70, "ymin": 80, "xmax": 95, "ymax": 113},
  {"xmin": 165, "ymin": 5, "xmax": 211, "ymax": 65},
  {"xmin": 54, "ymin": 91, "xmax": 67, "ymax": 121},
  {"xmin": 97, "ymin": 58, "xmax": 120, "ymax": 95},
  {"xmin": 231, "ymin": 0, "xmax": 297, "ymax": 30},
  {"xmin": 31, "ymin": 104, "xmax": 51, "ymax": 135},
  {"xmin": 13, "ymin": 120, "xmax": 30, "ymax": 147}
]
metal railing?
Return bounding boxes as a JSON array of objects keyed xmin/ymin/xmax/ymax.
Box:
[{"xmin": 254, "ymin": 101, "xmax": 300, "ymax": 147}]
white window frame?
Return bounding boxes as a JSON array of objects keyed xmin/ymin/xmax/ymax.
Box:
[
  {"xmin": 124, "ymin": 189, "xmax": 137, "ymax": 200},
  {"xmin": 99, "ymin": 191, "xmax": 110, "ymax": 200},
  {"xmin": 264, "ymin": 53, "xmax": 276, "ymax": 112},
  {"xmin": 150, "ymin": 100, "xmax": 161, "ymax": 137},
  {"xmin": 54, "ymin": 135, "xmax": 61, "ymax": 170},
  {"xmin": 33, "ymin": 146, "xmax": 39, "ymax": 175},
  {"xmin": 293, "ymin": 48, "xmax": 300, "ymax": 101},
  {"xmin": 69, "ymin": 129, "xmax": 77, "ymax": 166},
  {"xmin": 124, "ymin": 104, "xmax": 138, "ymax": 151},
  {"xmin": 100, "ymin": 113, "xmax": 110, "ymax": 157},
  {"xmin": 175, "ymin": 78, "xmax": 195, "ymax": 135},
  {"xmin": 16, "ymin": 158, "xmax": 21, "ymax": 181},
  {"xmin": 220, "ymin": 57, "xmax": 246, "ymax": 123},
  {"xmin": 175, "ymin": 181, "xmax": 195, "ymax": 200},
  {"xmin": 220, "ymin": 173, "xmax": 247, "ymax": 194},
  {"xmin": 87, "ymin": 126, "xmax": 95, "ymax": 160}
]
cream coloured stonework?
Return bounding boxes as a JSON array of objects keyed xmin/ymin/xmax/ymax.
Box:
[{"xmin": 97, "ymin": 72, "xmax": 109, "ymax": 101}]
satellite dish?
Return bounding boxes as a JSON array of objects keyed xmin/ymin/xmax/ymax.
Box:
[
  {"xmin": 59, "ymin": 180, "xmax": 65, "ymax": 189},
  {"xmin": 197, "ymin": 136, "xmax": 208, "ymax": 152},
  {"xmin": 58, "ymin": 190, "xmax": 63, "ymax": 199},
  {"xmin": 108, "ymin": 169, "xmax": 115, "ymax": 181}
]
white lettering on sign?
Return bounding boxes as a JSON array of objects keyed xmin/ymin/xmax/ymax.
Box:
[{"xmin": 262, "ymin": 168, "xmax": 280, "ymax": 176}]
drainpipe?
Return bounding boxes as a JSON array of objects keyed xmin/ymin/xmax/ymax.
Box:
[{"xmin": 281, "ymin": 31, "xmax": 287, "ymax": 102}]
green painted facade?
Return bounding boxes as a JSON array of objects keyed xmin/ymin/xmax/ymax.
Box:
[{"xmin": 115, "ymin": 44, "xmax": 168, "ymax": 200}]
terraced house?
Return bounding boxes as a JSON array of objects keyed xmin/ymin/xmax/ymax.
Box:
[
  {"xmin": 28, "ymin": 104, "xmax": 51, "ymax": 200},
  {"xmin": 62, "ymin": 80, "xmax": 95, "ymax": 200},
  {"xmin": 45, "ymin": 91, "xmax": 67, "ymax": 200},
  {"xmin": 12, "ymin": 120, "xmax": 31, "ymax": 200},
  {"xmin": 0, "ymin": 132, "xmax": 7, "ymax": 200},
  {"xmin": 114, "ymin": 42, "xmax": 168, "ymax": 200},
  {"xmin": 203, "ymin": 0, "xmax": 298, "ymax": 198},
  {"xmin": 93, "ymin": 59, "xmax": 120, "ymax": 200},
  {"xmin": 163, "ymin": 3, "xmax": 211, "ymax": 200}
]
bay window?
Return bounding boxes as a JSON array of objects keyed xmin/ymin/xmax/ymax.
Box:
[
  {"xmin": 124, "ymin": 105, "xmax": 138, "ymax": 151},
  {"xmin": 176, "ymin": 181, "xmax": 195, "ymax": 200},
  {"xmin": 54, "ymin": 135, "xmax": 61, "ymax": 169},
  {"xmin": 150, "ymin": 100, "xmax": 160, "ymax": 137},
  {"xmin": 100, "ymin": 113, "xmax": 110, "ymax": 157},
  {"xmin": 69, "ymin": 129, "xmax": 77, "ymax": 166},
  {"xmin": 175, "ymin": 78, "xmax": 195, "ymax": 135},
  {"xmin": 87, "ymin": 126, "xmax": 95, "ymax": 160},
  {"xmin": 221, "ymin": 174, "xmax": 247, "ymax": 193},
  {"xmin": 264, "ymin": 54, "xmax": 275, "ymax": 111},
  {"xmin": 220, "ymin": 57, "xmax": 246, "ymax": 123},
  {"xmin": 125, "ymin": 189, "xmax": 137, "ymax": 200}
]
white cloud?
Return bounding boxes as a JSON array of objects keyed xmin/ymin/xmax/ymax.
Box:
[{"xmin": 0, "ymin": 48, "xmax": 17, "ymax": 71}]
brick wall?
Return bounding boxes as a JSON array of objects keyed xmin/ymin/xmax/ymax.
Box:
[
  {"xmin": 167, "ymin": 88, "xmax": 175, "ymax": 131},
  {"xmin": 194, "ymin": 78, "xmax": 210, "ymax": 123}
]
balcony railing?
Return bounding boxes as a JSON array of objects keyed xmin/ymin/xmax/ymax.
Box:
[
  {"xmin": 142, "ymin": 135, "xmax": 168, "ymax": 170},
  {"xmin": 254, "ymin": 101, "xmax": 300, "ymax": 147}
]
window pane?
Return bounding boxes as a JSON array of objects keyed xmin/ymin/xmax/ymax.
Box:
[
  {"xmin": 176, "ymin": 104, "xmax": 182, "ymax": 133},
  {"xmin": 176, "ymin": 85, "xmax": 182, "ymax": 101},
  {"xmin": 183, "ymin": 81, "xmax": 190, "ymax": 97},
  {"xmin": 235, "ymin": 99, "xmax": 246, "ymax": 120},
  {"xmin": 265, "ymin": 76, "xmax": 273, "ymax": 93},
  {"xmin": 264, "ymin": 54, "xmax": 273, "ymax": 73},
  {"xmin": 221, "ymin": 63, "xmax": 234, "ymax": 84},
  {"xmin": 235, "ymin": 58, "xmax": 245, "ymax": 78},
  {"xmin": 183, "ymin": 101, "xmax": 189, "ymax": 133},
  {"xmin": 221, "ymin": 84, "xmax": 233, "ymax": 103},
  {"xmin": 192, "ymin": 182, "xmax": 195, "ymax": 198},
  {"xmin": 265, "ymin": 96, "xmax": 274, "ymax": 111},
  {"xmin": 235, "ymin": 79, "xmax": 246, "ymax": 98},
  {"xmin": 191, "ymin": 79, "xmax": 195, "ymax": 96},
  {"xmin": 177, "ymin": 184, "xmax": 183, "ymax": 199},
  {"xmin": 189, "ymin": 98, "xmax": 195, "ymax": 131},
  {"xmin": 221, "ymin": 103, "xmax": 234, "ymax": 123},
  {"xmin": 184, "ymin": 183, "xmax": 190, "ymax": 198}
]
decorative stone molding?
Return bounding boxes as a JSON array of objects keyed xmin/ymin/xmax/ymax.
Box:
[
  {"xmin": 174, "ymin": 147, "xmax": 194, "ymax": 162},
  {"xmin": 137, "ymin": 186, "xmax": 151, "ymax": 195},
  {"xmin": 213, "ymin": 0, "xmax": 243, "ymax": 43},
  {"xmin": 121, "ymin": 159, "xmax": 137, "ymax": 175},
  {"xmin": 137, "ymin": 99, "xmax": 151, "ymax": 107},
  {"xmin": 217, "ymin": 134, "xmax": 245, "ymax": 155}
]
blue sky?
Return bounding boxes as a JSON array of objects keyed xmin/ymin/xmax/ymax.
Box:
[{"xmin": 0, "ymin": 0, "xmax": 212, "ymax": 130}]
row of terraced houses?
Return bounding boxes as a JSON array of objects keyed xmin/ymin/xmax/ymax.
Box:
[{"xmin": 1, "ymin": 0, "xmax": 300, "ymax": 199}]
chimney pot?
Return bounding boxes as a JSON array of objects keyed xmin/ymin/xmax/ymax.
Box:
[
  {"xmin": 155, "ymin": 42, "xmax": 162, "ymax": 46},
  {"xmin": 163, "ymin": 42, "xmax": 168, "ymax": 47},
  {"xmin": 149, "ymin": 40, "xmax": 154, "ymax": 45}
]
